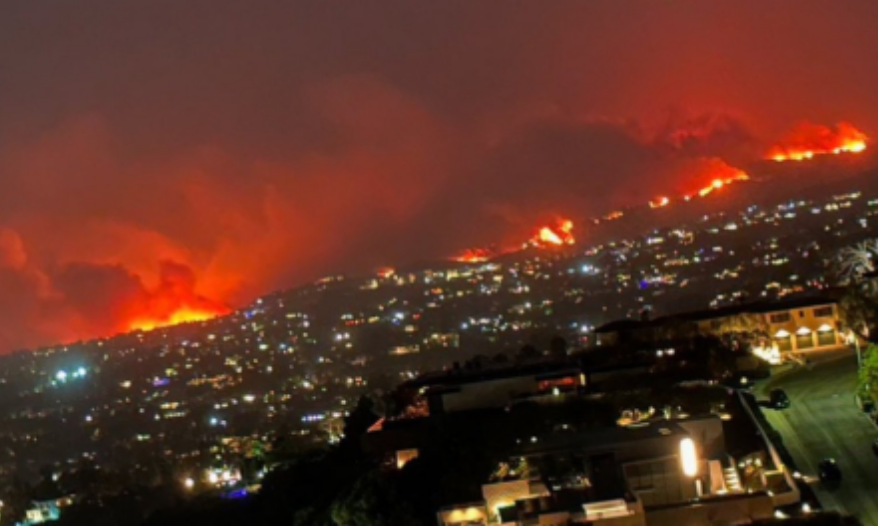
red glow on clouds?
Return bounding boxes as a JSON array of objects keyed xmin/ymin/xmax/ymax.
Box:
[{"xmin": 768, "ymin": 122, "xmax": 868, "ymax": 162}]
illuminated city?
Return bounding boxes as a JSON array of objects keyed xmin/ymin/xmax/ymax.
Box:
[{"xmin": 1, "ymin": 3, "xmax": 878, "ymax": 526}]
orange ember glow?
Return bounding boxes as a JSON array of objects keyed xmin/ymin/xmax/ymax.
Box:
[
  {"xmin": 649, "ymin": 196, "xmax": 670, "ymax": 208},
  {"xmin": 696, "ymin": 170, "xmax": 749, "ymax": 198},
  {"xmin": 452, "ymin": 248, "xmax": 493, "ymax": 263},
  {"xmin": 534, "ymin": 218, "xmax": 575, "ymax": 247},
  {"xmin": 768, "ymin": 122, "xmax": 868, "ymax": 162},
  {"xmin": 377, "ymin": 267, "xmax": 396, "ymax": 278},
  {"xmin": 129, "ymin": 306, "xmax": 227, "ymax": 332}
]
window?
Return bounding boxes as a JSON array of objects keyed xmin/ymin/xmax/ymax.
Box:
[
  {"xmin": 813, "ymin": 306, "xmax": 834, "ymax": 317},
  {"xmin": 769, "ymin": 312, "xmax": 791, "ymax": 324},
  {"xmin": 799, "ymin": 310, "xmax": 805, "ymax": 318}
]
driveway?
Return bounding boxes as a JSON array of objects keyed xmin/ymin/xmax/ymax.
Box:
[{"xmin": 759, "ymin": 352, "xmax": 878, "ymax": 525}]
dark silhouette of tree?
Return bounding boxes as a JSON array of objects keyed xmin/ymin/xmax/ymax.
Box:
[
  {"xmin": 341, "ymin": 396, "xmax": 379, "ymax": 454},
  {"xmin": 549, "ymin": 336, "xmax": 568, "ymax": 356},
  {"xmin": 330, "ymin": 471, "xmax": 421, "ymax": 526},
  {"xmin": 517, "ymin": 344, "xmax": 541, "ymax": 360},
  {"xmin": 492, "ymin": 352, "xmax": 509, "ymax": 364}
]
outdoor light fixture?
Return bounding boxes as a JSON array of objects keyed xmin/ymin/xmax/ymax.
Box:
[{"xmin": 680, "ymin": 438, "xmax": 698, "ymax": 477}]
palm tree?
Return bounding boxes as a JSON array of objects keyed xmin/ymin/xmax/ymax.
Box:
[{"xmin": 832, "ymin": 239, "xmax": 878, "ymax": 285}]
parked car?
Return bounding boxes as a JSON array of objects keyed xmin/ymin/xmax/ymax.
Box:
[
  {"xmin": 770, "ymin": 388, "xmax": 790, "ymax": 409},
  {"xmin": 818, "ymin": 458, "xmax": 842, "ymax": 482}
]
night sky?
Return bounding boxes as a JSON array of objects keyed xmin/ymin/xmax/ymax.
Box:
[{"xmin": 2, "ymin": 1, "xmax": 877, "ymax": 350}]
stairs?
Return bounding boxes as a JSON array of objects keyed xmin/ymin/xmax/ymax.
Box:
[{"xmin": 723, "ymin": 466, "xmax": 743, "ymax": 492}]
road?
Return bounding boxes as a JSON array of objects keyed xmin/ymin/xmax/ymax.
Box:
[{"xmin": 759, "ymin": 352, "xmax": 878, "ymax": 526}]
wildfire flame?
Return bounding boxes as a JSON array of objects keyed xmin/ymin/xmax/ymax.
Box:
[
  {"xmin": 451, "ymin": 218, "xmax": 575, "ymax": 262},
  {"xmin": 534, "ymin": 219, "xmax": 575, "ymax": 246},
  {"xmin": 649, "ymin": 196, "xmax": 670, "ymax": 208},
  {"xmin": 695, "ymin": 171, "xmax": 749, "ymax": 198},
  {"xmin": 452, "ymin": 248, "xmax": 493, "ymax": 263},
  {"xmin": 129, "ymin": 306, "xmax": 227, "ymax": 332},
  {"xmin": 768, "ymin": 122, "xmax": 868, "ymax": 162}
]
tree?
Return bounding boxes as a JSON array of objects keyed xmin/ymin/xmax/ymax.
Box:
[
  {"xmin": 340, "ymin": 396, "xmax": 379, "ymax": 456},
  {"xmin": 714, "ymin": 313, "xmax": 769, "ymax": 351},
  {"xmin": 839, "ymin": 286, "xmax": 878, "ymax": 343},
  {"xmin": 517, "ymin": 344, "xmax": 541, "ymax": 361},
  {"xmin": 832, "ymin": 239, "xmax": 878, "ymax": 285},
  {"xmin": 858, "ymin": 344, "xmax": 878, "ymax": 403},
  {"xmin": 330, "ymin": 471, "xmax": 421, "ymax": 526},
  {"xmin": 549, "ymin": 336, "xmax": 568, "ymax": 356}
]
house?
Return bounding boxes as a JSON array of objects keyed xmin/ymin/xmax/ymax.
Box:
[
  {"xmin": 16, "ymin": 495, "xmax": 74, "ymax": 526},
  {"xmin": 362, "ymin": 360, "xmax": 586, "ymax": 464},
  {"xmin": 437, "ymin": 417, "xmax": 778, "ymax": 526},
  {"xmin": 408, "ymin": 360, "xmax": 586, "ymax": 415},
  {"xmin": 592, "ymin": 296, "xmax": 845, "ymax": 357}
]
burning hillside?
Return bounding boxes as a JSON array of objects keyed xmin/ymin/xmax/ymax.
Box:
[
  {"xmin": 533, "ymin": 219, "xmax": 575, "ymax": 247},
  {"xmin": 452, "ymin": 218, "xmax": 576, "ymax": 263},
  {"xmin": 129, "ymin": 306, "xmax": 227, "ymax": 332},
  {"xmin": 768, "ymin": 122, "xmax": 867, "ymax": 162},
  {"xmin": 453, "ymin": 248, "xmax": 494, "ymax": 263}
]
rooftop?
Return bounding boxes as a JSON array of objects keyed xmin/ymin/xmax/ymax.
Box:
[{"xmin": 595, "ymin": 294, "xmax": 838, "ymax": 333}]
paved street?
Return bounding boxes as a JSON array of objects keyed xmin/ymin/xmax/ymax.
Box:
[{"xmin": 759, "ymin": 352, "xmax": 878, "ymax": 526}]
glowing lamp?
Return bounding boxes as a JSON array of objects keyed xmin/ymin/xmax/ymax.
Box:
[
  {"xmin": 818, "ymin": 324, "xmax": 833, "ymax": 333},
  {"xmin": 774, "ymin": 329, "xmax": 790, "ymax": 338},
  {"xmin": 680, "ymin": 438, "xmax": 698, "ymax": 477},
  {"xmin": 796, "ymin": 327, "xmax": 811, "ymax": 335}
]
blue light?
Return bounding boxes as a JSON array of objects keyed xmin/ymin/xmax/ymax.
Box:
[{"xmin": 224, "ymin": 488, "xmax": 248, "ymax": 500}]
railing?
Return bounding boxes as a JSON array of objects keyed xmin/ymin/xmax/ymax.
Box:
[{"xmin": 736, "ymin": 391, "xmax": 800, "ymax": 507}]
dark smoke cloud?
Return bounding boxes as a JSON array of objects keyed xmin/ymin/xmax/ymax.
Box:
[{"xmin": 2, "ymin": 1, "xmax": 878, "ymax": 350}]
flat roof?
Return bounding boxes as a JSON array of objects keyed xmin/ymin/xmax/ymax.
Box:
[
  {"xmin": 407, "ymin": 359, "xmax": 580, "ymax": 389},
  {"xmin": 595, "ymin": 295, "xmax": 838, "ymax": 333}
]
